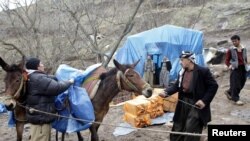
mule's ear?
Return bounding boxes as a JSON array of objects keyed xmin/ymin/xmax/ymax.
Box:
[
  {"xmin": 0, "ymin": 57, "xmax": 10, "ymax": 71},
  {"xmin": 131, "ymin": 59, "xmax": 140, "ymax": 68},
  {"xmin": 113, "ymin": 59, "xmax": 123, "ymax": 70}
]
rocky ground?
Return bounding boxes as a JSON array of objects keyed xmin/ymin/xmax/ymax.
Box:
[{"xmin": 0, "ymin": 66, "xmax": 250, "ymax": 141}]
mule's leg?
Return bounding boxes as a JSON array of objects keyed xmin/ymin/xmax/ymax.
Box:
[
  {"xmin": 89, "ymin": 123, "xmax": 101, "ymax": 141},
  {"xmin": 16, "ymin": 122, "xmax": 24, "ymax": 141},
  {"xmin": 61, "ymin": 132, "xmax": 65, "ymax": 141},
  {"xmin": 76, "ymin": 132, "xmax": 84, "ymax": 141},
  {"xmin": 56, "ymin": 131, "xmax": 58, "ymax": 141},
  {"xmin": 55, "ymin": 131, "xmax": 66, "ymax": 141}
]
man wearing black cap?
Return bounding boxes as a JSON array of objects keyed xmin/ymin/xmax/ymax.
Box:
[
  {"xmin": 25, "ymin": 57, "xmax": 74, "ymax": 141},
  {"xmin": 159, "ymin": 51, "xmax": 218, "ymax": 141}
]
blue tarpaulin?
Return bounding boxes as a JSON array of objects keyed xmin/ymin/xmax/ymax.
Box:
[
  {"xmin": 0, "ymin": 105, "xmax": 17, "ymax": 127},
  {"xmin": 115, "ymin": 25, "xmax": 205, "ymax": 81},
  {"xmin": 52, "ymin": 64, "xmax": 100, "ymax": 133},
  {"xmin": 0, "ymin": 104, "xmax": 6, "ymax": 113}
]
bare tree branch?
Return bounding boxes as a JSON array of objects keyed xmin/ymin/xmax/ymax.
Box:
[
  {"xmin": 0, "ymin": 39, "xmax": 25, "ymax": 56},
  {"xmin": 191, "ymin": 0, "xmax": 206, "ymax": 29},
  {"xmin": 103, "ymin": 0, "xmax": 144, "ymax": 67},
  {"xmin": 62, "ymin": 22, "xmax": 86, "ymax": 68}
]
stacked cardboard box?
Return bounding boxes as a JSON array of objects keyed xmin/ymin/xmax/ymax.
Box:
[
  {"xmin": 123, "ymin": 94, "xmax": 164, "ymax": 127},
  {"xmin": 153, "ymin": 88, "xmax": 178, "ymax": 112},
  {"xmin": 135, "ymin": 95, "xmax": 164, "ymax": 118},
  {"xmin": 162, "ymin": 93, "xmax": 178, "ymax": 112}
]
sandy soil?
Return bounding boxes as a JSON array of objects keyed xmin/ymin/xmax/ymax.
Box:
[{"xmin": 0, "ymin": 67, "xmax": 250, "ymax": 141}]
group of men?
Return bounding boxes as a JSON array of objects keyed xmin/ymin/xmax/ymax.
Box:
[
  {"xmin": 143, "ymin": 55, "xmax": 171, "ymax": 88},
  {"xmin": 3, "ymin": 34, "xmax": 247, "ymax": 141},
  {"xmin": 144, "ymin": 35, "xmax": 247, "ymax": 141}
]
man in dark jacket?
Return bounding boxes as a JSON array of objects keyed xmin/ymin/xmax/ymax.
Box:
[
  {"xmin": 25, "ymin": 57, "xmax": 74, "ymax": 141},
  {"xmin": 159, "ymin": 51, "xmax": 218, "ymax": 141}
]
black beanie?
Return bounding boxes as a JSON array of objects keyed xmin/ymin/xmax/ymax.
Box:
[{"xmin": 26, "ymin": 57, "xmax": 40, "ymax": 70}]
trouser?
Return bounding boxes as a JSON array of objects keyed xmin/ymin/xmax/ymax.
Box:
[
  {"xmin": 143, "ymin": 71, "xmax": 154, "ymax": 86},
  {"xmin": 30, "ymin": 123, "xmax": 51, "ymax": 141},
  {"xmin": 170, "ymin": 98, "xmax": 203, "ymax": 141},
  {"xmin": 229, "ymin": 65, "xmax": 246, "ymax": 101},
  {"xmin": 160, "ymin": 70, "xmax": 169, "ymax": 88}
]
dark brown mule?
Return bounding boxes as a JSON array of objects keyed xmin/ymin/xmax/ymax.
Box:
[
  {"xmin": 59, "ymin": 59, "xmax": 153, "ymax": 141},
  {"xmin": 0, "ymin": 57, "xmax": 27, "ymax": 141}
]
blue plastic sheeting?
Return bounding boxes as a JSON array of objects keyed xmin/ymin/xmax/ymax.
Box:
[
  {"xmin": 55, "ymin": 63, "xmax": 102, "ymax": 87},
  {"xmin": 115, "ymin": 25, "xmax": 205, "ymax": 81},
  {"xmin": 0, "ymin": 103, "xmax": 7, "ymax": 113},
  {"xmin": 0, "ymin": 104, "xmax": 16, "ymax": 127},
  {"xmin": 113, "ymin": 112, "xmax": 174, "ymax": 137},
  {"xmin": 7, "ymin": 111, "xmax": 16, "ymax": 127},
  {"xmin": 52, "ymin": 64, "xmax": 99, "ymax": 133}
]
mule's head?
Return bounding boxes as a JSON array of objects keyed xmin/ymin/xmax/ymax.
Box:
[
  {"xmin": 114, "ymin": 59, "xmax": 152, "ymax": 98},
  {"xmin": 0, "ymin": 57, "xmax": 26, "ymax": 109}
]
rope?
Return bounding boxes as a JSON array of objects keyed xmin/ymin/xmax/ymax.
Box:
[
  {"xmin": 13, "ymin": 75, "xmax": 24, "ymax": 99},
  {"xmin": 116, "ymin": 70, "xmax": 139, "ymax": 92},
  {"xmin": 16, "ymin": 102, "xmax": 207, "ymax": 137},
  {"xmin": 164, "ymin": 94, "xmax": 200, "ymax": 109}
]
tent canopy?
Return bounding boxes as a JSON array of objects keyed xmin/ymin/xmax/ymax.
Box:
[{"xmin": 115, "ymin": 25, "xmax": 205, "ymax": 81}]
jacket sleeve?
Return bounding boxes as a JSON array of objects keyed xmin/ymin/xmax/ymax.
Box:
[
  {"xmin": 47, "ymin": 75, "xmax": 58, "ymax": 81},
  {"xmin": 40, "ymin": 75, "xmax": 72, "ymax": 96},
  {"xmin": 201, "ymin": 68, "xmax": 218, "ymax": 105},
  {"xmin": 165, "ymin": 77, "xmax": 179, "ymax": 96}
]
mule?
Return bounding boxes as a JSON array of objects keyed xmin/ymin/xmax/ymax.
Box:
[
  {"xmin": 0, "ymin": 57, "xmax": 27, "ymax": 141},
  {"xmin": 0, "ymin": 57, "xmax": 153, "ymax": 141}
]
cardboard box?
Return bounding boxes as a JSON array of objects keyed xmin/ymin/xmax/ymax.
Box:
[
  {"xmin": 135, "ymin": 94, "xmax": 163, "ymax": 106},
  {"xmin": 123, "ymin": 98, "xmax": 150, "ymax": 116},
  {"xmin": 123, "ymin": 112, "xmax": 151, "ymax": 128},
  {"xmin": 124, "ymin": 94, "xmax": 164, "ymax": 118},
  {"xmin": 148, "ymin": 106, "xmax": 164, "ymax": 119},
  {"xmin": 162, "ymin": 93, "xmax": 178, "ymax": 112}
]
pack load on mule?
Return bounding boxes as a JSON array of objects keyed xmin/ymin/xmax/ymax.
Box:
[{"xmin": 0, "ymin": 57, "xmax": 153, "ymax": 141}]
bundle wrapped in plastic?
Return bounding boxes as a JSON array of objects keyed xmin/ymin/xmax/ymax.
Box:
[
  {"xmin": 123, "ymin": 113, "xmax": 151, "ymax": 128},
  {"xmin": 123, "ymin": 98, "xmax": 149, "ymax": 116},
  {"xmin": 135, "ymin": 94, "xmax": 164, "ymax": 118},
  {"xmin": 148, "ymin": 106, "xmax": 164, "ymax": 119},
  {"xmin": 151, "ymin": 88, "xmax": 178, "ymax": 112},
  {"xmin": 123, "ymin": 94, "xmax": 165, "ymax": 128},
  {"xmin": 162, "ymin": 93, "xmax": 178, "ymax": 112}
]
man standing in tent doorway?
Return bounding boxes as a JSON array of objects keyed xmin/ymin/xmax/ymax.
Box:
[
  {"xmin": 143, "ymin": 55, "xmax": 155, "ymax": 87},
  {"xmin": 160, "ymin": 56, "xmax": 172, "ymax": 88}
]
